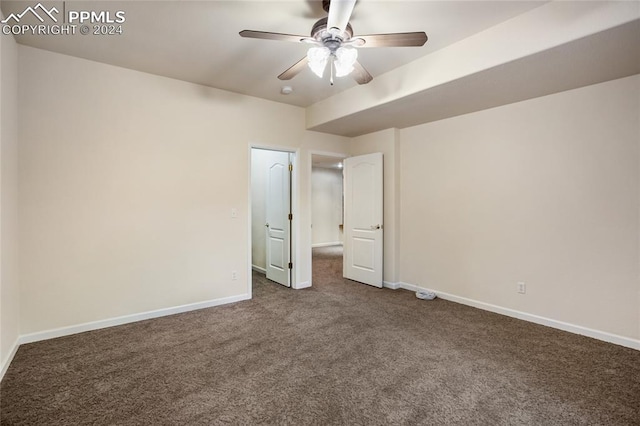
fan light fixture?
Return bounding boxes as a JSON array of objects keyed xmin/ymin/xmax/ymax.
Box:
[
  {"xmin": 307, "ymin": 46, "xmax": 358, "ymax": 79},
  {"xmin": 334, "ymin": 46, "xmax": 357, "ymax": 77},
  {"xmin": 307, "ymin": 46, "xmax": 330, "ymax": 78}
]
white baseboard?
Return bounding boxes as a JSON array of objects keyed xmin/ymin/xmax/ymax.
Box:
[
  {"xmin": 295, "ymin": 281, "xmax": 311, "ymax": 290},
  {"xmin": 19, "ymin": 294, "xmax": 251, "ymax": 346},
  {"xmin": 383, "ymin": 281, "xmax": 401, "ymax": 290},
  {"xmin": 0, "ymin": 338, "xmax": 20, "ymax": 382},
  {"xmin": 312, "ymin": 242, "xmax": 343, "ymax": 248},
  {"xmin": 251, "ymin": 265, "xmax": 266, "ymax": 274},
  {"xmin": 397, "ymin": 282, "xmax": 640, "ymax": 351}
]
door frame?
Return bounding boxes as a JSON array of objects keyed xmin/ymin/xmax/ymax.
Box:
[
  {"xmin": 249, "ymin": 145, "xmax": 299, "ymax": 296},
  {"xmin": 308, "ymin": 150, "xmax": 348, "ymax": 287}
]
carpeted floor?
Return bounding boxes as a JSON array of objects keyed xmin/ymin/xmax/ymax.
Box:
[{"xmin": 2, "ymin": 246, "xmax": 639, "ymax": 425}]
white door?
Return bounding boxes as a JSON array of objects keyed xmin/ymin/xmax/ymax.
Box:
[
  {"xmin": 343, "ymin": 153, "xmax": 383, "ymax": 287},
  {"xmin": 266, "ymin": 151, "xmax": 292, "ymax": 287}
]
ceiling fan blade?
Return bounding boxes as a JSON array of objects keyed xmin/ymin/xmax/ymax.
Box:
[
  {"xmin": 278, "ymin": 57, "xmax": 309, "ymax": 80},
  {"xmin": 357, "ymin": 32, "xmax": 428, "ymax": 48},
  {"xmin": 352, "ymin": 60, "xmax": 373, "ymax": 85},
  {"xmin": 327, "ymin": 0, "xmax": 357, "ymax": 34},
  {"xmin": 239, "ymin": 30, "xmax": 306, "ymax": 43}
]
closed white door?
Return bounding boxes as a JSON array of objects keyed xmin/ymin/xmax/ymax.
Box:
[
  {"xmin": 343, "ymin": 153, "xmax": 383, "ymax": 287},
  {"xmin": 266, "ymin": 151, "xmax": 291, "ymax": 287}
]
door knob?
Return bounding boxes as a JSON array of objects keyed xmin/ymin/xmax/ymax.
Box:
[
  {"xmin": 265, "ymin": 223, "xmax": 270, "ymax": 228},
  {"xmin": 371, "ymin": 224, "xmax": 381, "ymax": 230}
]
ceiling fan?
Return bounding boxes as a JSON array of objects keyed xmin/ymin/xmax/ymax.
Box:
[{"xmin": 239, "ymin": 0, "xmax": 428, "ymax": 85}]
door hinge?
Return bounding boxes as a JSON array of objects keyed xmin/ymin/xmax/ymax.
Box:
[
  {"xmin": 288, "ymin": 213, "xmax": 293, "ymax": 221},
  {"xmin": 288, "ymin": 163, "xmax": 293, "ymax": 172},
  {"xmin": 288, "ymin": 262, "xmax": 293, "ymax": 269}
]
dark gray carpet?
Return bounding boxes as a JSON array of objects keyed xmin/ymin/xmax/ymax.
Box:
[{"xmin": 2, "ymin": 246, "xmax": 639, "ymax": 425}]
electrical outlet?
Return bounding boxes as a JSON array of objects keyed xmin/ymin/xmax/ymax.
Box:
[
  {"xmin": 517, "ymin": 281, "xmax": 526, "ymax": 294},
  {"xmin": 232, "ymin": 270, "xmax": 237, "ymax": 280}
]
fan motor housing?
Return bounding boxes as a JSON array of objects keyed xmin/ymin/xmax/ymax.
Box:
[{"xmin": 311, "ymin": 17, "xmax": 353, "ymax": 45}]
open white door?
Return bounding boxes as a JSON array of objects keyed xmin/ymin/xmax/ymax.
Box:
[
  {"xmin": 343, "ymin": 153, "xmax": 383, "ymax": 287},
  {"xmin": 265, "ymin": 151, "xmax": 292, "ymax": 287}
]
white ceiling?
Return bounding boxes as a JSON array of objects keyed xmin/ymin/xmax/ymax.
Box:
[
  {"xmin": 3, "ymin": 1, "xmax": 638, "ymax": 137},
  {"xmin": 1, "ymin": 0, "xmax": 546, "ymax": 107},
  {"xmin": 309, "ymin": 18, "xmax": 640, "ymax": 136}
]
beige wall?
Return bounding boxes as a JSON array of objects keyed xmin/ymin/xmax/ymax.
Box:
[
  {"xmin": 399, "ymin": 75, "xmax": 640, "ymax": 341},
  {"xmin": 9, "ymin": 41, "xmax": 638, "ymax": 353},
  {"xmin": 18, "ymin": 46, "xmax": 349, "ymax": 334},
  {"xmin": 311, "ymin": 167, "xmax": 343, "ymax": 246},
  {"xmin": 0, "ymin": 26, "xmax": 20, "ymax": 375},
  {"xmin": 350, "ymin": 128, "xmax": 401, "ymax": 284}
]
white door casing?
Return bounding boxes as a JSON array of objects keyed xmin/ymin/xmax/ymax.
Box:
[
  {"xmin": 266, "ymin": 151, "xmax": 291, "ymax": 287},
  {"xmin": 343, "ymin": 153, "xmax": 383, "ymax": 287}
]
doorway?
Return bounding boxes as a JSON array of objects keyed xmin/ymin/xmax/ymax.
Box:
[
  {"xmin": 310, "ymin": 153, "xmax": 346, "ymax": 282},
  {"xmin": 251, "ymin": 148, "xmax": 295, "ymax": 288},
  {"xmin": 310, "ymin": 152, "xmax": 384, "ymax": 289}
]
